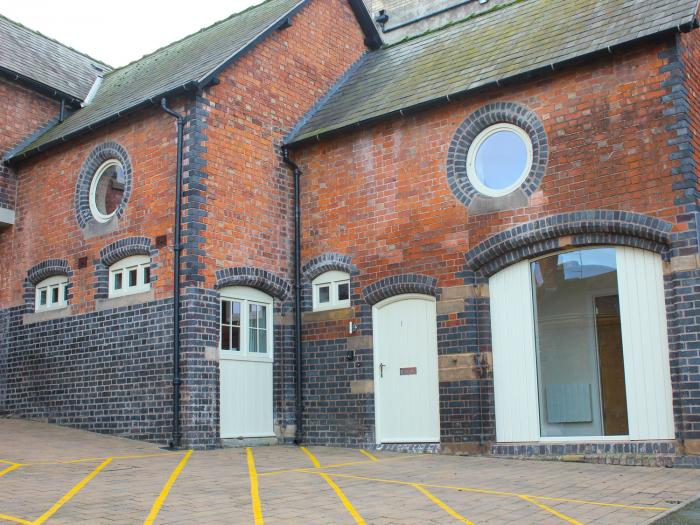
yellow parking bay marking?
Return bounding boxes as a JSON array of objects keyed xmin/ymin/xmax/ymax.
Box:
[
  {"xmin": 519, "ymin": 495, "xmax": 583, "ymax": 525},
  {"xmin": 247, "ymin": 448, "xmax": 264, "ymax": 525},
  {"xmin": 359, "ymin": 450, "xmax": 378, "ymax": 462},
  {"xmin": 143, "ymin": 450, "xmax": 192, "ymax": 525},
  {"xmin": 0, "ymin": 464, "xmax": 21, "ymax": 478},
  {"xmin": 308, "ymin": 472, "xmax": 670, "ymax": 512},
  {"xmin": 300, "ymin": 447, "xmax": 366, "ymax": 524},
  {"xmin": 0, "ymin": 513, "xmax": 32, "ymax": 525},
  {"xmin": 24, "ymin": 451, "xmax": 183, "ymax": 466},
  {"xmin": 413, "ymin": 484, "xmax": 475, "ymax": 524},
  {"xmin": 33, "ymin": 457, "xmax": 112, "ymax": 525}
]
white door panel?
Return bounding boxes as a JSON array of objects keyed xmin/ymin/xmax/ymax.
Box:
[
  {"xmin": 490, "ymin": 260, "xmax": 540, "ymax": 442},
  {"xmin": 220, "ymin": 357, "xmax": 274, "ymax": 438},
  {"xmin": 373, "ymin": 295, "xmax": 440, "ymax": 443},
  {"xmin": 616, "ymin": 247, "xmax": 674, "ymax": 439}
]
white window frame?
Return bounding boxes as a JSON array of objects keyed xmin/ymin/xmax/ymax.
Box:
[
  {"xmin": 466, "ymin": 123, "xmax": 533, "ymax": 198},
  {"xmin": 219, "ymin": 286, "xmax": 274, "ymax": 362},
  {"xmin": 108, "ymin": 255, "xmax": 151, "ymax": 298},
  {"xmin": 312, "ymin": 271, "xmax": 351, "ymax": 311},
  {"xmin": 35, "ymin": 275, "xmax": 68, "ymax": 312},
  {"xmin": 89, "ymin": 159, "xmax": 124, "ymax": 223}
]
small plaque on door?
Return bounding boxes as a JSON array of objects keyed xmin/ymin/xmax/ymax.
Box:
[{"xmin": 400, "ymin": 367, "xmax": 417, "ymax": 376}]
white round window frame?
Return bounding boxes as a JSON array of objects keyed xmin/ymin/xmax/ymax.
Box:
[
  {"xmin": 466, "ymin": 123, "xmax": 533, "ymax": 198},
  {"xmin": 88, "ymin": 159, "xmax": 124, "ymax": 223}
]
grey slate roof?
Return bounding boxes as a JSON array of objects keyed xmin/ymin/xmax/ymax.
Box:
[
  {"xmin": 0, "ymin": 15, "xmax": 110, "ymax": 101},
  {"xmin": 9, "ymin": 0, "xmax": 307, "ymax": 161},
  {"xmin": 287, "ymin": 0, "xmax": 699, "ymax": 144}
]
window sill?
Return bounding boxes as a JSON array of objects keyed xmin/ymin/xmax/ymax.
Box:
[
  {"xmin": 96, "ymin": 290, "xmax": 155, "ymax": 311},
  {"xmin": 23, "ymin": 306, "xmax": 72, "ymax": 325}
]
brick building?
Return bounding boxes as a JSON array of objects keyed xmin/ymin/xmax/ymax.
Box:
[{"xmin": 2, "ymin": 0, "xmax": 700, "ymax": 464}]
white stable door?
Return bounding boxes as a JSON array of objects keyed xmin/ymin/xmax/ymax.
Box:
[
  {"xmin": 489, "ymin": 260, "xmax": 540, "ymax": 442},
  {"xmin": 373, "ymin": 294, "xmax": 440, "ymax": 443},
  {"xmin": 219, "ymin": 287, "xmax": 274, "ymax": 439}
]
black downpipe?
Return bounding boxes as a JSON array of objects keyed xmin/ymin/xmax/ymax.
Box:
[
  {"xmin": 161, "ymin": 98, "xmax": 185, "ymax": 449},
  {"xmin": 282, "ymin": 146, "xmax": 304, "ymax": 444},
  {"xmin": 59, "ymin": 99, "xmax": 66, "ymax": 123}
]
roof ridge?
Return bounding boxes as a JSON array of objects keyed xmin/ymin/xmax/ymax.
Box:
[
  {"xmin": 0, "ymin": 13, "xmax": 111, "ymax": 70},
  {"xmin": 103, "ymin": 0, "xmax": 285, "ymax": 76},
  {"xmin": 382, "ymin": 0, "xmax": 525, "ymax": 50}
]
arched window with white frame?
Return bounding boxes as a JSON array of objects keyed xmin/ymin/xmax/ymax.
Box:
[
  {"xmin": 35, "ymin": 275, "xmax": 69, "ymax": 312},
  {"xmin": 312, "ymin": 271, "xmax": 350, "ymax": 311},
  {"xmin": 109, "ymin": 255, "xmax": 151, "ymax": 298},
  {"xmin": 219, "ymin": 286, "xmax": 273, "ymax": 358}
]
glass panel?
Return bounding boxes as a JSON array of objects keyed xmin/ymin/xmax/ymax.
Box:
[
  {"xmin": 259, "ymin": 304, "xmax": 267, "ymax": 328},
  {"xmin": 63, "ymin": 285, "xmax": 68, "ymax": 302},
  {"xmin": 532, "ymin": 248, "xmax": 627, "ymax": 437},
  {"xmin": 231, "ymin": 301, "xmax": 241, "ymax": 326},
  {"xmin": 249, "ymin": 304, "xmax": 259, "ymax": 329},
  {"xmin": 114, "ymin": 272, "xmax": 122, "ymax": 290},
  {"xmin": 94, "ymin": 163, "xmax": 125, "ymax": 216},
  {"xmin": 51, "ymin": 286, "xmax": 59, "ymax": 304},
  {"xmin": 221, "ymin": 324, "xmax": 230, "ymax": 350},
  {"xmin": 319, "ymin": 285, "xmax": 330, "ymax": 303},
  {"xmin": 475, "ymin": 129, "xmax": 528, "ymax": 190},
  {"xmin": 221, "ymin": 300, "xmax": 230, "ymax": 324},
  {"xmin": 128, "ymin": 268, "xmax": 138, "ymax": 287},
  {"xmin": 337, "ymin": 282, "xmax": 350, "ymax": 301},
  {"xmin": 249, "ymin": 327, "xmax": 258, "ymax": 353},
  {"xmin": 231, "ymin": 327, "xmax": 240, "ymax": 351},
  {"xmin": 143, "ymin": 266, "xmax": 151, "ymax": 284},
  {"xmin": 258, "ymin": 329, "xmax": 267, "ymax": 354},
  {"xmin": 39, "ymin": 289, "xmax": 47, "ymax": 306}
]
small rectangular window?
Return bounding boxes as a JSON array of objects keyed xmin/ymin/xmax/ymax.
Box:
[
  {"xmin": 114, "ymin": 272, "xmax": 123, "ymax": 290},
  {"xmin": 128, "ymin": 268, "xmax": 138, "ymax": 287},
  {"xmin": 143, "ymin": 266, "xmax": 151, "ymax": 284},
  {"xmin": 40, "ymin": 289, "xmax": 47, "ymax": 305},
  {"xmin": 319, "ymin": 285, "xmax": 330, "ymax": 303},
  {"xmin": 51, "ymin": 286, "xmax": 59, "ymax": 304}
]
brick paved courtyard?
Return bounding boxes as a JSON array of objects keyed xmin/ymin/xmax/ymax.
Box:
[{"xmin": 0, "ymin": 420, "xmax": 699, "ymax": 524}]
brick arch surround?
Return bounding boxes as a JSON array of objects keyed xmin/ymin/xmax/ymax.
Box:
[
  {"xmin": 23, "ymin": 259, "xmax": 72, "ymax": 309},
  {"xmin": 465, "ymin": 210, "xmax": 673, "ymax": 277},
  {"xmin": 215, "ymin": 267, "xmax": 290, "ymax": 300},
  {"xmin": 94, "ymin": 237, "xmax": 156, "ymax": 299},
  {"xmin": 302, "ymin": 253, "xmax": 353, "ymax": 281},
  {"xmin": 362, "ymin": 274, "xmax": 439, "ymax": 306},
  {"xmin": 446, "ymin": 102, "xmax": 548, "ymax": 208}
]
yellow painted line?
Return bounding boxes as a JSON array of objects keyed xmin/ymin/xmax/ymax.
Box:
[
  {"xmin": 25, "ymin": 451, "xmax": 183, "ymax": 466},
  {"xmin": 247, "ymin": 448, "xmax": 264, "ymax": 525},
  {"xmin": 0, "ymin": 460, "xmax": 18, "ymax": 466},
  {"xmin": 299, "ymin": 446, "xmax": 321, "ymax": 468},
  {"xmin": 0, "ymin": 464, "xmax": 21, "ymax": 478},
  {"xmin": 307, "ymin": 472, "xmax": 669, "ymax": 512},
  {"xmin": 359, "ymin": 449, "xmax": 378, "ymax": 462},
  {"xmin": 260, "ymin": 452, "xmax": 419, "ymax": 477},
  {"xmin": 0, "ymin": 513, "xmax": 32, "ymax": 525},
  {"xmin": 300, "ymin": 447, "xmax": 366, "ymax": 524},
  {"xmin": 413, "ymin": 484, "xmax": 475, "ymax": 524},
  {"xmin": 520, "ymin": 495, "xmax": 583, "ymax": 525},
  {"xmin": 33, "ymin": 457, "xmax": 112, "ymax": 525},
  {"xmin": 143, "ymin": 450, "xmax": 192, "ymax": 525}
]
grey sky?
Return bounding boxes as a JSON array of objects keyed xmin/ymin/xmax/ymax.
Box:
[{"xmin": 0, "ymin": 0, "xmax": 261, "ymax": 67}]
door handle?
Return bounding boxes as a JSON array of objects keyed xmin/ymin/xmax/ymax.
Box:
[{"xmin": 379, "ymin": 362, "xmax": 386, "ymax": 378}]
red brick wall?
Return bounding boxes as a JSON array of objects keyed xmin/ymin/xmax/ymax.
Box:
[
  {"xmin": 0, "ymin": 77, "xmax": 59, "ymax": 211},
  {"xmin": 0, "ymin": 104, "xmax": 181, "ymax": 308},
  {"xmin": 293, "ymin": 38, "xmax": 686, "ymax": 303},
  {"xmin": 681, "ymin": 29, "xmax": 700, "ymax": 205},
  {"xmin": 201, "ymin": 0, "xmax": 367, "ymax": 288}
]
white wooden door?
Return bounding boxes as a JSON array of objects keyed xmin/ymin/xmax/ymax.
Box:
[
  {"xmin": 616, "ymin": 247, "xmax": 675, "ymax": 439},
  {"xmin": 219, "ymin": 287, "xmax": 275, "ymax": 439},
  {"xmin": 373, "ymin": 294, "xmax": 440, "ymax": 443},
  {"xmin": 489, "ymin": 260, "xmax": 540, "ymax": 442}
]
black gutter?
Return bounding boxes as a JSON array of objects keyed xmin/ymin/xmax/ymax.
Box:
[
  {"xmin": 160, "ymin": 97, "xmax": 185, "ymax": 450},
  {"xmin": 0, "ymin": 66, "xmax": 83, "ymax": 106},
  {"xmin": 286, "ymin": 22, "xmax": 698, "ymax": 148},
  {"xmin": 5, "ymin": 82, "xmax": 197, "ymax": 164},
  {"xmin": 282, "ymin": 146, "xmax": 304, "ymax": 445}
]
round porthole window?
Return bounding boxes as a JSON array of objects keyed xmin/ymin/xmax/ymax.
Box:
[
  {"xmin": 88, "ymin": 159, "xmax": 126, "ymax": 223},
  {"xmin": 466, "ymin": 123, "xmax": 533, "ymax": 197}
]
